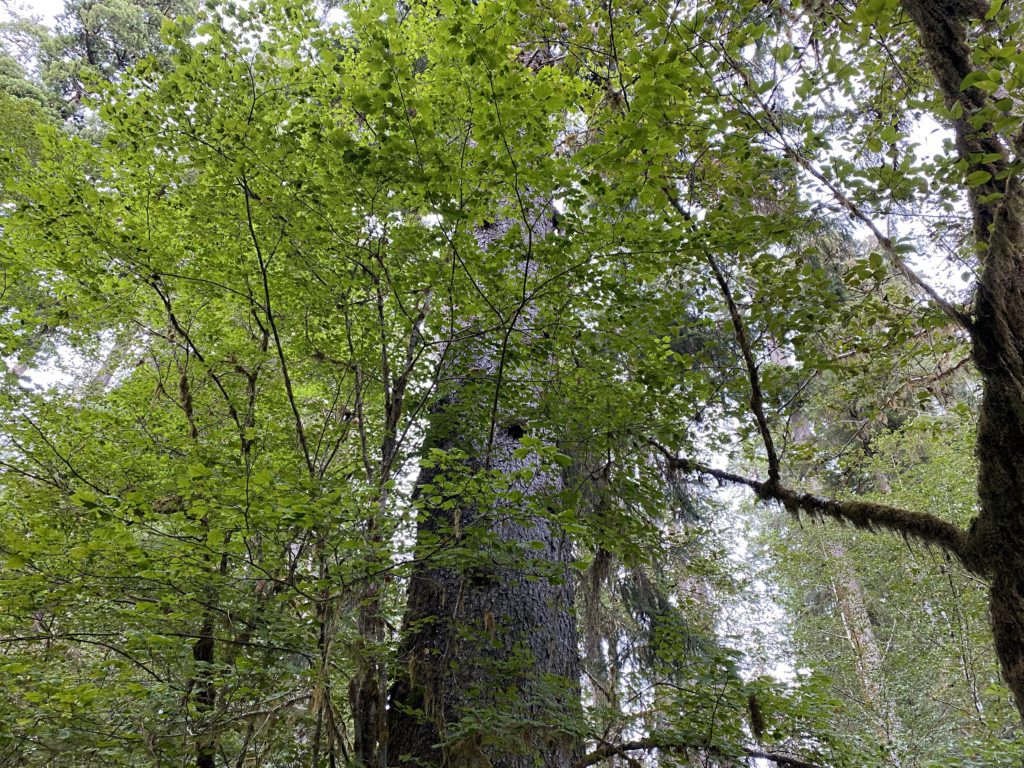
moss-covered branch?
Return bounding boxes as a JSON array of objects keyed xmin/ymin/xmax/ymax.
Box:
[
  {"xmin": 576, "ymin": 737, "xmax": 829, "ymax": 768},
  {"xmin": 649, "ymin": 442, "xmax": 972, "ymax": 569}
]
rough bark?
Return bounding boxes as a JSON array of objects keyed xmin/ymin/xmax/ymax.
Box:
[
  {"xmin": 387, "ymin": 436, "xmax": 580, "ymax": 767},
  {"xmin": 387, "ymin": 217, "xmax": 580, "ymax": 767},
  {"xmin": 351, "ymin": 586, "xmax": 385, "ymax": 766},
  {"xmin": 896, "ymin": 0, "xmax": 1024, "ymax": 720}
]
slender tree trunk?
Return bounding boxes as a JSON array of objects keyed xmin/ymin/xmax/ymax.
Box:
[
  {"xmin": 351, "ymin": 283, "xmax": 428, "ymax": 766},
  {"xmin": 940, "ymin": 558, "xmax": 985, "ymax": 718},
  {"xmin": 192, "ymin": 528, "xmax": 228, "ymax": 768},
  {"xmin": 351, "ymin": 508, "xmax": 387, "ymax": 768},
  {"xmin": 193, "ymin": 614, "xmax": 217, "ymax": 768},
  {"xmin": 826, "ymin": 543, "xmax": 903, "ymax": 766}
]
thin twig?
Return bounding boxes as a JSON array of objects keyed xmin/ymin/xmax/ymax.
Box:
[{"xmin": 241, "ymin": 173, "xmax": 314, "ymax": 476}]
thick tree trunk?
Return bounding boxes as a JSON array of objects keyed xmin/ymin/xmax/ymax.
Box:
[
  {"xmin": 387, "ymin": 416, "xmax": 580, "ymax": 767},
  {"xmin": 387, "ymin": 447, "xmax": 579, "ymax": 766},
  {"xmin": 968, "ymin": 179, "xmax": 1024, "ymax": 720},
  {"xmin": 387, "ymin": 218, "xmax": 580, "ymax": 767},
  {"xmin": 896, "ymin": 0, "xmax": 1024, "ymax": 721}
]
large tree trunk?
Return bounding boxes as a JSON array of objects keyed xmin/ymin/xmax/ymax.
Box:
[
  {"xmin": 387, "ymin": 218, "xmax": 581, "ymax": 767},
  {"xmin": 969, "ymin": 179, "xmax": 1024, "ymax": 720},
  {"xmin": 387, "ymin": 435, "xmax": 579, "ymax": 767},
  {"xmin": 895, "ymin": 0, "xmax": 1024, "ymax": 721}
]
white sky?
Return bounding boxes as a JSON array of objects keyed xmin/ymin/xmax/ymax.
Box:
[{"xmin": 8, "ymin": 0, "xmax": 62, "ymax": 24}]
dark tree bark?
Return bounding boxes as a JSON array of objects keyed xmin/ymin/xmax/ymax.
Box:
[
  {"xmin": 192, "ymin": 617, "xmax": 217, "ymax": 768},
  {"xmin": 387, "ymin": 217, "xmax": 581, "ymax": 767},
  {"xmin": 387, "ymin": 431, "xmax": 580, "ymax": 767},
  {"xmin": 895, "ymin": 0, "xmax": 1024, "ymax": 720},
  {"xmin": 968, "ymin": 178, "xmax": 1024, "ymax": 719}
]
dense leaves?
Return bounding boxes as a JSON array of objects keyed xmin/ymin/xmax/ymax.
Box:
[{"xmin": 1, "ymin": 0, "xmax": 1022, "ymax": 766}]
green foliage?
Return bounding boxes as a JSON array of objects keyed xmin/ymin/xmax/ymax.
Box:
[
  {"xmin": 0, "ymin": 0, "xmax": 1021, "ymax": 765},
  {"xmin": 762, "ymin": 409, "xmax": 1021, "ymax": 765}
]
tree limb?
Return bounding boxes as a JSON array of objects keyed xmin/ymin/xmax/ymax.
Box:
[
  {"xmin": 575, "ymin": 736, "xmax": 831, "ymax": 768},
  {"xmin": 706, "ymin": 249, "xmax": 782, "ymax": 486},
  {"xmin": 649, "ymin": 440, "xmax": 972, "ymax": 569},
  {"xmin": 241, "ymin": 173, "xmax": 314, "ymax": 476},
  {"xmin": 697, "ymin": 32, "xmax": 974, "ymax": 334},
  {"xmin": 661, "ymin": 189, "xmax": 781, "ymax": 485}
]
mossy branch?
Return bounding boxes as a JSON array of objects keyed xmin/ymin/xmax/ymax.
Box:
[
  {"xmin": 576, "ymin": 737, "xmax": 829, "ymax": 768},
  {"xmin": 649, "ymin": 441, "xmax": 972, "ymax": 568}
]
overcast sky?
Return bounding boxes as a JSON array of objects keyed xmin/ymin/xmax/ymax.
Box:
[{"xmin": 9, "ymin": 0, "xmax": 62, "ymax": 24}]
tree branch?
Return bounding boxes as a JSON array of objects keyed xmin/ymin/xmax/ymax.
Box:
[
  {"xmin": 697, "ymin": 33, "xmax": 974, "ymax": 334},
  {"xmin": 150, "ymin": 278, "xmax": 242, "ymax": 431},
  {"xmin": 784, "ymin": 149, "xmax": 974, "ymax": 334},
  {"xmin": 576, "ymin": 736, "xmax": 830, "ymax": 768},
  {"xmin": 706, "ymin": 250, "xmax": 781, "ymax": 486},
  {"xmin": 241, "ymin": 173, "xmax": 314, "ymax": 476},
  {"xmin": 661, "ymin": 190, "xmax": 781, "ymax": 485},
  {"xmin": 649, "ymin": 441, "xmax": 972, "ymax": 568}
]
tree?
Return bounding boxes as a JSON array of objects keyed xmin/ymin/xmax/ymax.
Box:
[
  {"xmin": 636, "ymin": 0, "xmax": 1024, "ymax": 726},
  {"xmin": 39, "ymin": 0, "xmax": 197, "ymax": 111},
  {"xmin": 2, "ymin": 0, "xmax": 1024, "ymax": 766}
]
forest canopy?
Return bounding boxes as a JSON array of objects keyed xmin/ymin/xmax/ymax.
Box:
[{"xmin": 2, "ymin": 0, "xmax": 1024, "ymax": 766}]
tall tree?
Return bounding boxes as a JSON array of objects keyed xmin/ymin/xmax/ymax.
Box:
[
  {"xmin": 4, "ymin": 0, "xmax": 1024, "ymax": 766},
  {"xmin": 41, "ymin": 0, "xmax": 196, "ymax": 110}
]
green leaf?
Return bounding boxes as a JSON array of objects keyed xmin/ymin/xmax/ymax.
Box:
[
  {"xmin": 966, "ymin": 170, "xmax": 993, "ymax": 187},
  {"xmin": 960, "ymin": 70, "xmax": 991, "ymax": 91}
]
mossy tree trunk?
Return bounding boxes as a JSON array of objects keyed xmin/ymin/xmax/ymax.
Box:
[
  {"xmin": 899, "ymin": 0, "xmax": 1024, "ymax": 721},
  {"xmin": 386, "ymin": 215, "xmax": 581, "ymax": 766},
  {"xmin": 968, "ymin": 180, "xmax": 1024, "ymax": 720}
]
